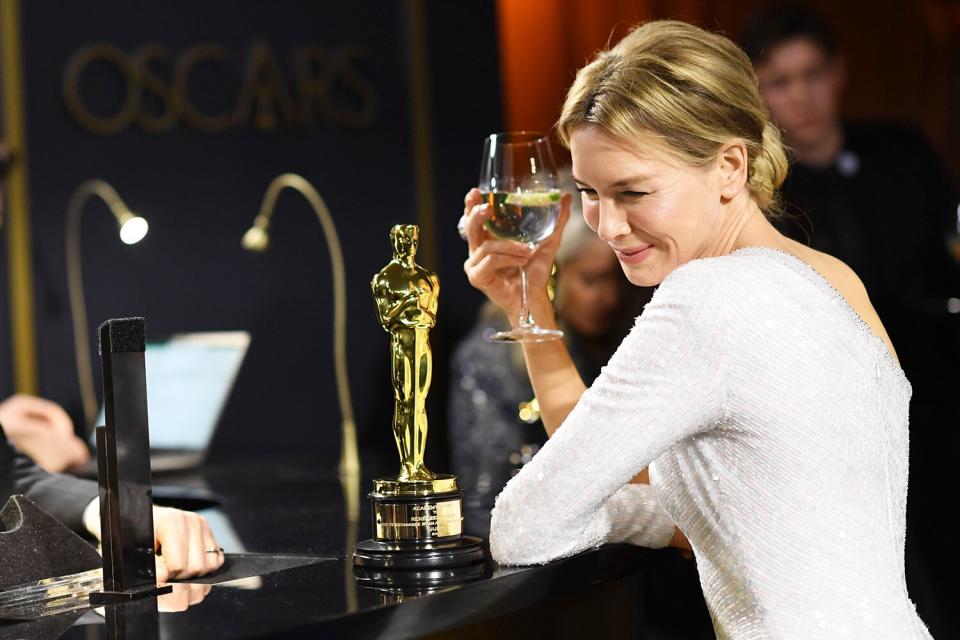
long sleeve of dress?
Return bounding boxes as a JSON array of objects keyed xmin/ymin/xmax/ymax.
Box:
[
  {"xmin": 603, "ymin": 482, "xmax": 676, "ymax": 548},
  {"xmin": 489, "ymin": 262, "xmax": 730, "ymax": 565}
]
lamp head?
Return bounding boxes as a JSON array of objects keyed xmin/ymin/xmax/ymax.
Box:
[
  {"xmin": 242, "ymin": 225, "xmax": 270, "ymax": 252},
  {"xmin": 117, "ymin": 212, "xmax": 149, "ymax": 245}
]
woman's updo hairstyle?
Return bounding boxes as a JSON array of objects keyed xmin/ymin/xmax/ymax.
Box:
[{"xmin": 557, "ymin": 20, "xmax": 789, "ymax": 214}]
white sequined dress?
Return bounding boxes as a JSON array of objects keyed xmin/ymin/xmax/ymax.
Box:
[{"xmin": 489, "ymin": 247, "xmax": 932, "ymax": 639}]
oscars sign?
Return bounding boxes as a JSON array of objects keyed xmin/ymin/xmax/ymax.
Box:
[
  {"xmin": 352, "ymin": 225, "xmax": 484, "ymax": 587},
  {"xmin": 62, "ymin": 41, "xmax": 380, "ymax": 135}
]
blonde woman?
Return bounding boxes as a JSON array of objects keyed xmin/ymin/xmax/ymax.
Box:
[{"xmin": 460, "ymin": 20, "xmax": 930, "ymax": 638}]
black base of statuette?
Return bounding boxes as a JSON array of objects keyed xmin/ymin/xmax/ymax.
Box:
[
  {"xmin": 89, "ymin": 584, "xmax": 172, "ymax": 605},
  {"xmin": 353, "ymin": 536, "xmax": 486, "ymax": 588},
  {"xmin": 353, "ymin": 536, "xmax": 484, "ymax": 570},
  {"xmin": 353, "ymin": 561, "xmax": 487, "ymax": 590}
]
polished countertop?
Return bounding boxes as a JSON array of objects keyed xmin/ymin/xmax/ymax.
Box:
[{"xmin": 1, "ymin": 456, "xmax": 711, "ymax": 639}]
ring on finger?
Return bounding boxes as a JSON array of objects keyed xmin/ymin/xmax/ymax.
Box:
[{"xmin": 457, "ymin": 214, "xmax": 469, "ymax": 240}]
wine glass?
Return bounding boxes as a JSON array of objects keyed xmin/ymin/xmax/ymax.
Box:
[{"xmin": 478, "ymin": 131, "xmax": 564, "ymax": 342}]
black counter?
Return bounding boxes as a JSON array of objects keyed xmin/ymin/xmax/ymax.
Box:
[{"xmin": 4, "ymin": 456, "xmax": 713, "ymax": 640}]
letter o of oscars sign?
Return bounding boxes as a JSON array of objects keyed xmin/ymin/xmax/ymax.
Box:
[{"xmin": 63, "ymin": 44, "xmax": 143, "ymax": 135}]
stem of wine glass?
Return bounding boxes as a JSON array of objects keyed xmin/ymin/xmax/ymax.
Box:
[{"xmin": 517, "ymin": 263, "xmax": 534, "ymax": 329}]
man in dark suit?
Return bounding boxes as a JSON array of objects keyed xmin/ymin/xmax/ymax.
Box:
[{"xmin": 0, "ymin": 421, "xmax": 97, "ymax": 532}]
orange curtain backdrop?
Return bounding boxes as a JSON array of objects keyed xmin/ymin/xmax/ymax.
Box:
[{"xmin": 496, "ymin": 0, "xmax": 703, "ymax": 139}]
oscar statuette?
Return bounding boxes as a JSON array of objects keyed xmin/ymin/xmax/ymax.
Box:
[{"xmin": 353, "ymin": 225, "xmax": 485, "ymax": 588}]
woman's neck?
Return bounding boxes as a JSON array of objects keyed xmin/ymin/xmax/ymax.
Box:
[
  {"xmin": 733, "ymin": 204, "xmax": 799, "ymax": 257},
  {"xmin": 699, "ymin": 194, "xmax": 795, "ymax": 260}
]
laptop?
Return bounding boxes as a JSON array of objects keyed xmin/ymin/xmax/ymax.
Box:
[{"xmin": 83, "ymin": 331, "xmax": 250, "ymax": 474}]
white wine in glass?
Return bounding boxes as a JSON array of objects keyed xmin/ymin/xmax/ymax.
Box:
[{"xmin": 478, "ymin": 131, "xmax": 563, "ymax": 343}]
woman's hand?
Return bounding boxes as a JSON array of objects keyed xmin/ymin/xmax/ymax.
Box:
[
  {"xmin": 0, "ymin": 394, "xmax": 90, "ymax": 472},
  {"xmin": 152, "ymin": 506, "xmax": 224, "ymax": 583},
  {"xmin": 461, "ymin": 188, "xmax": 571, "ymax": 323}
]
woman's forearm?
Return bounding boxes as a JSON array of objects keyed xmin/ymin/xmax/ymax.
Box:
[{"xmin": 518, "ymin": 297, "xmax": 587, "ymax": 437}]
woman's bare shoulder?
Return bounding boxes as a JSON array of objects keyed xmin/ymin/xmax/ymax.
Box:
[
  {"xmin": 788, "ymin": 242, "xmax": 899, "ymax": 362},
  {"xmin": 801, "ymin": 246, "xmax": 865, "ymax": 296}
]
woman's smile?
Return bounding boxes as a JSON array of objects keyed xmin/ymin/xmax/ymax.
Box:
[{"xmin": 612, "ymin": 244, "xmax": 654, "ymax": 263}]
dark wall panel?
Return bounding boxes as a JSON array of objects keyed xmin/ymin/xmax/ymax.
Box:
[{"xmin": 4, "ymin": 0, "xmax": 502, "ymax": 473}]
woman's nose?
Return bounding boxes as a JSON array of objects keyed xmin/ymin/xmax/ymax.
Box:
[{"xmin": 596, "ymin": 203, "xmax": 630, "ymax": 242}]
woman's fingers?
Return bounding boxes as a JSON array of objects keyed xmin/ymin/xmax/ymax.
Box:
[
  {"xmin": 155, "ymin": 508, "xmax": 188, "ymax": 579},
  {"xmin": 465, "ymin": 238, "xmax": 533, "ymax": 265},
  {"xmin": 201, "ymin": 519, "xmax": 225, "ymax": 574},
  {"xmin": 464, "ymin": 239, "xmax": 533, "ymax": 285},
  {"xmin": 464, "ymin": 201, "xmax": 492, "ymax": 254},
  {"xmin": 183, "ymin": 514, "xmax": 207, "ymax": 579},
  {"xmin": 463, "ymin": 187, "xmax": 482, "ymax": 212},
  {"xmin": 461, "ymin": 189, "xmax": 485, "ymax": 249},
  {"xmin": 460, "ymin": 189, "xmax": 574, "ymax": 316},
  {"xmin": 465, "ymin": 253, "xmax": 530, "ymax": 289},
  {"xmin": 155, "ymin": 555, "xmax": 170, "ymax": 585}
]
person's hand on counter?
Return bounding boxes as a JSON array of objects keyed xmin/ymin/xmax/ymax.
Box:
[
  {"xmin": 153, "ymin": 506, "xmax": 225, "ymax": 582},
  {"xmin": 0, "ymin": 394, "xmax": 90, "ymax": 472},
  {"xmin": 82, "ymin": 500, "xmax": 225, "ymax": 582}
]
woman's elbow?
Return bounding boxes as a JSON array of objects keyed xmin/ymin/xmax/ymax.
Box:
[{"xmin": 488, "ymin": 502, "xmax": 606, "ymax": 566}]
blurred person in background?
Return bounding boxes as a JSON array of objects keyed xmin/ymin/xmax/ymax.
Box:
[
  {"xmin": 0, "ymin": 141, "xmax": 89, "ymax": 472},
  {"xmin": 741, "ymin": 5, "xmax": 960, "ymax": 636},
  {"xmin": 449, "ymin": 175, "xmax": 638, "ymax": 538}
]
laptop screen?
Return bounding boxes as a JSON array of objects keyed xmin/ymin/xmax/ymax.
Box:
[{"xmin": 94, "ymin": 331, "xmax": 250, "ymax": 451}]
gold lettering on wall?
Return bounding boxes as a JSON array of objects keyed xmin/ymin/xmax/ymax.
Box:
[
  {"xmin": 134, "ymin": 44, "xmax": 179, "ymax": 133},
  {"xmin": 235, "ymin": 40, "xmax": 297, "ymax": 131},
  {"xmin": 296, "ymin": 46, "xmax": 379, "ymax": 128},
  {"xmin": 62, "ymin": 41, "xmax": 381, "ymax": 135},
  {"xmin": 175, "ymin": 44, "xmax": 234, "ymax": 132},
  {"xmin": 63, "ymin": 44, "xmax": 141, "ymax": 135}
]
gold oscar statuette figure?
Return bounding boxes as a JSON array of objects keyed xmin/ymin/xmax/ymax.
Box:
[
  {"xmin": 372, "ymin": 224, "xmax": 439, "ymax": 483},
  {"xmin": 353, "ymin": 225, "xmax": 484, "ymax": 587}
]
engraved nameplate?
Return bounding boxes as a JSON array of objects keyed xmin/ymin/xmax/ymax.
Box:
[{"xmin": 373, "ymin": 498, "xmax": 462, "ymax": 541}]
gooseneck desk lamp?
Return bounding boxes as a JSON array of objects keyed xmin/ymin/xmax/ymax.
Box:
[
  {"xmin": 243, "ymin": 174, "xmax": 359, "ymax": 609},
  {"xmin": 66, "ymin": 179, "xmax": 149, "ymax": 432},
  {"xmin": 241, "ymin": 173, "xmax": 359, "ymax": 493}
]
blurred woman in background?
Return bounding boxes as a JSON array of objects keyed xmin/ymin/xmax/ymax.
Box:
[{"xmin": 449, "ymin": 176, "xmax": 642, "ymax": 537}]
